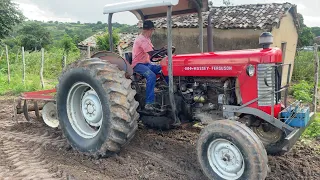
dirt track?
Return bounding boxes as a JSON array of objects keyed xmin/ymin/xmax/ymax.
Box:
[{"xmin": 0, "ymin": 98, "xmax": 319, "ymax": 180}]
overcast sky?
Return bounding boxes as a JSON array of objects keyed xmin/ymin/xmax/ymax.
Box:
[{"xmin": 13, "ymin": 0, "xmax": 320, "ymax": 27}]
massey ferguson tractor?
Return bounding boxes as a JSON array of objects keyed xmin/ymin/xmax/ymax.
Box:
[{"xmin": 14, "ymin": 0, "xmax": 315, "ymax": 180}]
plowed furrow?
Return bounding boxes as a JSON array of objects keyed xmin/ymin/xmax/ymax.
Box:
[
  {"xmin": 0, "ymin": 131, "xmax": 67, "ymax": 149},
  {"xmin": 0, "ymin": 121, "xmax": 16, "ymax": 129},
  {"xmin": 0, "ymin": 139, "xmax": 62, "ymax": 180}
]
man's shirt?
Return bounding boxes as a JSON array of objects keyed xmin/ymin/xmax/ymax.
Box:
[{"xmin": 131, "ymin": 34, "xmax": 154, "ymax": 68}]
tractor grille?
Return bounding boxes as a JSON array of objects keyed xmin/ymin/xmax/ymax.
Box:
[{"xmin": 257, "ymin": 64, "xmax": 276, "ymax": 106}]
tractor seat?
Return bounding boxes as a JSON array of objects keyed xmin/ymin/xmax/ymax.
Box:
[
  {"xmin": 123, "ymin": 51, "xmax": 162, "ymax": 82},
  {"xmin": 124, "ymin": 52, "xmax": 133, "ymax": 65}
]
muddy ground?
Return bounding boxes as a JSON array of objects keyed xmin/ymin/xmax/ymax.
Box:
[{"xmin": 0, "ymin": 97, "xmax": 319, "ymax": 180}]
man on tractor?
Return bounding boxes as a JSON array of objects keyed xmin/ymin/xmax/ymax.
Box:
[{"xmin": 131, "ymin": 20, "xmax": 166, "ymax": 112}]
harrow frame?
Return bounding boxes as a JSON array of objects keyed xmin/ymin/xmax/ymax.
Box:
[{"xmin": 13, "ymin": 89, "xmax": 56, "ymax": 122}]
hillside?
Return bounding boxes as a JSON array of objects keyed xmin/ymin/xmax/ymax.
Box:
[{"xmin": 2, "ymin": 20, "xmax": 139, "ymax": 50}]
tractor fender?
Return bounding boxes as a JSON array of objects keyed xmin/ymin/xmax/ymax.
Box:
[{"xmin": 91, "ymin": 51, "xmax": 133, "ymax": 79}]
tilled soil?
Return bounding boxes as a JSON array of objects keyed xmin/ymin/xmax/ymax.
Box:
[{"xmin": 0, "ymin": 97, "xmax": 319, "ymax": 180}]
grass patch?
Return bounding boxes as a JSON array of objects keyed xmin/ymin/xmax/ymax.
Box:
[
  {"xmin": 302, "ymin": 113, "xmax": 320, "ymax": 139},
  {"xmin": 0, "ymin": 47, "xmax": 80, "ymax": 95}
]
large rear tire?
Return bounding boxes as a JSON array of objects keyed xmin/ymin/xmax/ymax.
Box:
[
  {"xmin": 197, "ymin": 120, "xmax": 268, "ymax": 180},
  {"xmin": 56, "ymin": 58, "xmax": 139, "ymax": 158}
]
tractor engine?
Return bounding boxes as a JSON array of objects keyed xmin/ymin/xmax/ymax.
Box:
[
  {"xmin": 175, "ymin": 77, "xmax": 238, "ymax": 120},
  {"xmin": 133, "ymin": 75, "xmax": 238, "ymax": 124}
]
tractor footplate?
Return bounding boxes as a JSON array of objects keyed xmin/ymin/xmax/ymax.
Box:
[{"xmin": 138, "ymin": 109, "xmax": 168, "ymax": 116}]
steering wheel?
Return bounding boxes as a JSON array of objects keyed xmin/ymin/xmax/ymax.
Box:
[{"xmin": 150, "ymin": 46, "xmax": 176, "ymax": 62}]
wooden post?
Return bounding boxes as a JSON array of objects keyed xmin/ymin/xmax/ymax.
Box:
[
  {"xmin": 15, "ymin": 49, "xmax": 20, "ymax": 64},
  {"xmin": 87, "ymin": 45, "xmax": 91, "ymax": 58},
  {"xmin": 22, "ymin": 47, "xmax": 25, "ymax": 85},
  {"xmin": 312, "ymin": 43, "xmax": 319, "ymax": 112},
  {"xmin": 0, "ymin": 50, "xmax": 3, "ymax": 61},
  {"xmin": 5, "ymin": 45, "xmax": 10, "ymax": 84},
  {"xmin": 40, "ymin": 48, "xmax": 45, "ymax": 89},
  {"xmin": 62, "ymin": 55, "xmax": 66, "ymax": 69}
]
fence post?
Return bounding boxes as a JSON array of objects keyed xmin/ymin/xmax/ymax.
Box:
[
  {"xmin": 312, "ymin": 43, "xmax": 319, "ymax": 112},
  {"xmin": 0, "ymin": 50, "xmax": 3, "ymax": 61},
  {"xmin": 5, "ymin": 45, "xmax": 10, "ymax": 84},
  {"xmin": 87, "ymin": 45, "xmax": 91, "ymax": 58},
  {"xmin": 62, "ymin": 55, "xmax": 66, "ymax": 69},
  {"xmin": 22, "ymin": 47, "xmax": 25, "ymax": 85},
  {"xmin": 40, "ymin": 48, "xmax": 45, "ymax": 89}
]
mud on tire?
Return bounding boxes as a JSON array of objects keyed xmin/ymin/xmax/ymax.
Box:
[
  {"xmin": 56, "ymin": 58, "xmax": 139, "ymax": 158},
  {"xmin": 197, "ymin": 120, "xmax": 268, "ymax": 180}
]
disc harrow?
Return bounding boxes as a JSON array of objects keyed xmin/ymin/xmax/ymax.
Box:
[{"xmin": 13, "ymin": 89, "xmax": 59, "ymax": 128}]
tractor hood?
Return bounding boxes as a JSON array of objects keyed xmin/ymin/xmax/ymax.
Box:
[{"xmin": 160, "ymin": 47, "xmax": 282, "ymax": 77}]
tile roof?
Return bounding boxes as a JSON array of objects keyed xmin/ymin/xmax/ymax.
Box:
[{"xmin": 150, "ymin": 2, "xmax": 299, "ymax": 30}]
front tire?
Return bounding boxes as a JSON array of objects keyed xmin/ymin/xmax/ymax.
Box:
[
  {"xmin": 56, "ymin": 58, "xmax": 139, "ymax": 158},
  {"xmin": 197, "ymin": 120, "xmax": 268, "ymax": 180}
]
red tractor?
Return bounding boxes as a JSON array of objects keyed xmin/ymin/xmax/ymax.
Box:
[{"xmin": 15, "ymin": 0, "xmax": 315, "ymax": 179}]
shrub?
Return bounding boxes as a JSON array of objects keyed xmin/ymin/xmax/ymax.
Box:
[
  {"xmin": 292, "ymin": 51, "xmax": 316, "ymax": 83},
  {"xmin": 302, "ymin": 114, "xmax": 320, "ymax": 139},
  {"xmin": 291, "ymin": 80, "xmax": 313, "ymax": 103}
]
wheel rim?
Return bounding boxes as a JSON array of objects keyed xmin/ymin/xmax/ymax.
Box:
[
  {"xmin": 252, "ymin": 123, "xmax": 282, "ymax": 145},
  {"xmin": 67, "ymin": 82, "xmax": 103, "ymax": 139},
  {"xmin": 207, "ymin": 138, "xmax": 245, "ymax": 179}
]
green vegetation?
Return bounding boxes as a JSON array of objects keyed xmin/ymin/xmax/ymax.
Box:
[
  {"xmin": 0, "ymin": 0, "xmax": 138, "ymax": 96},
  {"xmin": 290, "ymin": 80, "xmax": 313, "ymax": 103},
  {"xmin": 291, "ymin": 51, "xmax": 320, "ymax": 140},
  {"xmin": 302, "ymin": 114, "xmax": 320, "ymax": 139},
  {"xmin": 0, "ymin": 0, "xmax": 24, "ymax": 39},
  {"xmin": 96, "ymin": 29, "xmax": 120, "ymax": 51},
  {"xmin": 291, "ymin": 51, "xmax": 320, "ymax": 103},
  {"xmin": 0, "ymin": 47, "xmax": 80, "ymax": 95},
  {"xmin": 311, "ymin": 27, "xmax": 320, "ymax": 37}
]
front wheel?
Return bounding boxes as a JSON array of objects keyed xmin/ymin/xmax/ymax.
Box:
[{"xmin": 197, "ymin": 120, "xmax": 268, "ymax": 180}]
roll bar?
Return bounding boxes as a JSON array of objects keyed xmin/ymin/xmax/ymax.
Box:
[{"xmin": 104, "ymin": 0, "xmax": 209, "ymax": 125}]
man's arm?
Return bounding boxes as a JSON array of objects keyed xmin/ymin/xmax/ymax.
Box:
[{"xmin": 141, "ymin": 40, "xmax": 164, "ymax": 58}]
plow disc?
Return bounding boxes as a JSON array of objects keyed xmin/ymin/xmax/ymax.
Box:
[{"xmin": 13, "ymin": 89, "xmax": 58, "ymax": 128}]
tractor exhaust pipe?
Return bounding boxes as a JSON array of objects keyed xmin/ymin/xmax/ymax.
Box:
[{"xmin": 207, "ymin": 9, "xmax": 214, "ymax": 52}]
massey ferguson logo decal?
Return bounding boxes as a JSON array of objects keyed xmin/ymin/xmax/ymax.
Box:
[{"xmin": 184, "ymin": 66, "xmax": 232, "ymax": 71}]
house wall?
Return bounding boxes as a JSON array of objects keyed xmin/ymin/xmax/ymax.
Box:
[
  {"xmin": 271, "ymin": 13, "xmax": 298, "ymax": 85},
  {"xmin": 151, "ymin": 28, "xmax": 264, "ymax": 53}
]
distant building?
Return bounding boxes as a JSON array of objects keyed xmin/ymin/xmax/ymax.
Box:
[{"xmin": 77, "ymin": 32, "xmax": 138, "ymax": 58}]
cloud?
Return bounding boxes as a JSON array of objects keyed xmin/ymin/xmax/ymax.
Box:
[
  {"xmin": 16, "ymin": 2, "xmax": 75, "ymax": 22},
  {"xmin": 14, "ymin": 0, "xmax": 138, "ymax": 25},
  {"xmin": 13, "ymin": 0, "xmax": 320, "ymax": 27}
]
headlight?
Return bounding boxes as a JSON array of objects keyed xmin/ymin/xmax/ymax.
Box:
[{"xmin": 246, "ymin": 65, "xmax": 255, "ymax": 77}]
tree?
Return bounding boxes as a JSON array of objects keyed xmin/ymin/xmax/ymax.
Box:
[
  {"xmin": 18, "ymin": 22, "xmax": 52, "ymax": 51},
  {"xmin": 297, "ymin": 13, "xmax": 306, "ymax": 28},
  {"xmin": 222, "ymin": 0, "xmax": 232, "ymax": 6},
  {"xmin": 0, "ymin": 0, "xmax": 25, "ymax": 39},
  {"xmin": 96, "ymin": 29, "xmax": 120, "ymax": 51},
  {"xmin": 297, "ymin": 13, "xmax": 315, "ymax": 47},
  {"xmin": 298, "ymin": 27, "xmax": 315, "ymax": 47},
  {"xmin": 60, "ymin": 34, "xmax": 77, "ymax": 57},
  {"xmin": 311, "ymin": 27, "xmax": 320, "ymax": 37}
]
